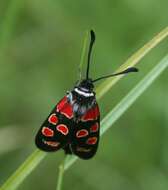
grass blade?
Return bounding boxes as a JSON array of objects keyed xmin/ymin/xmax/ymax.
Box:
[
  {"xmin": 78, "ymin": 31, "xmax": 89, "ymax": 80},
  {"xmin": 1, "ymin": 150, "xmax": 46, "ymax": 190},
  {"xmin": 96, "ymin": 26, "xmax": 168, "ymax": 99},
  {"xmin": 100, "ymin": 54, "xmax": 168, "ymax": 135}
]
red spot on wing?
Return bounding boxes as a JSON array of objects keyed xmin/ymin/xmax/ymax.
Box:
[
  {"xmin": 48, "ymin": 114, "xmax": 58, "ymax": 125},
  {"xmin": 86, "ymin": 137, "xmax": 97, "ymax": 145},
  {"xmin": 57, "ymin": 124, "xmax": 69, "ymax": 135},
  {"xmin": 82, "ymin": 105, "xmax": 100, "ymax": 121},
  {"xmin": 90, "ymin": 123, "xmax": 99, "ymax": 133},
  {"xmin": 43, "ymin": 140, "xmax": 60, "ymax": 147},
  {"xmin": 76, "ymin": 129, "xmax": 88, "ymax": 138},
  {"xmin": 57, "ymin": 96, "xmax": 73, "ymax": 119},
  {"xmin": 42, "ymin": 127, "xmax": 54, "ymax": 137}
]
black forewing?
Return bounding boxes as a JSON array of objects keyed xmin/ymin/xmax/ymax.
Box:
[{"xmin": 35, "ymin": 96, "xmax": 73, "ymax": 152}]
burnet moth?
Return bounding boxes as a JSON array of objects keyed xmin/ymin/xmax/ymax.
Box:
[{"xmin": 35, "ymin": 30, "xmax": 138, "ymax": 159}]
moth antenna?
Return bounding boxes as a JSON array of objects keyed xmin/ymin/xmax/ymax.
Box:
[
  {"xmin": 92, "ymin": 67, "xmax": 138, "ymax": 83},
  {"xmin": 86, "ymin": 30, "xmax": 95, "ymax": 79}
]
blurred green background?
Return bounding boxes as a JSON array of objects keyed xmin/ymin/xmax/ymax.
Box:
[{"xmin": 0, "ymin": 0, "xmax": 168, "ymax": 190}]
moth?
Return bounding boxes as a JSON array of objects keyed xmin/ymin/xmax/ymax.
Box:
[{"xmin": 35, "ymin": 30, "xmax": 138, "ymax": 159}]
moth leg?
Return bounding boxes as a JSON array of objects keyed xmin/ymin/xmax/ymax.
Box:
[{"xmin": 63, "ymin": 144, "xmax": 73, "ymax": 154}]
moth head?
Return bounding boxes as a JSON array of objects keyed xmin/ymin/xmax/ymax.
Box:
[{"xmin": 78, "ymin": 79, "xmax": 94, "ymax": 92}]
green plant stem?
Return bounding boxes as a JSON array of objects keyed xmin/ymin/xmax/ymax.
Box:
[
  {"xmin": 1, "ymin": 26, "xmax": 168, "ymax": 190},
  {"xmin": 56, "ymin": 164, "xmax": 64, "ymax": 190},
  {"xmin": 96, "ymin": 26, "xmax": 168, "ymax": 99},
  {"xmin": 56, "ymin": 31, "xmax": 89, "ymax": 190},
  {"xmin": 64, "ymin": 155, "xmax": 78, "ymax": 171},
  {"xmin": 78, "ymin": 31, "xmax": 89, "ymax": 80},
  {"xmin": 56, "ymin": 156, "xmax": 66, "ymax": 190}
]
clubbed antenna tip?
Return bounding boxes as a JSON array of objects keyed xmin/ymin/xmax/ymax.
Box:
[
  {"xmin": 90, "ymin": 30, "xmax": 96, "ymax": 43},
  {"xmin": 92, "ymin": 67, "xmax": 139, "ymax": 83},
  {"xmin": 126, "ymin": 67, "xmax": 139, "ymax": 73}
]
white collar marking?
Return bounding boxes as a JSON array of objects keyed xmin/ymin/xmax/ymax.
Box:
[{"xmin": 74, "ymin": 88, "xmax": 94, "ymax": 97}]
